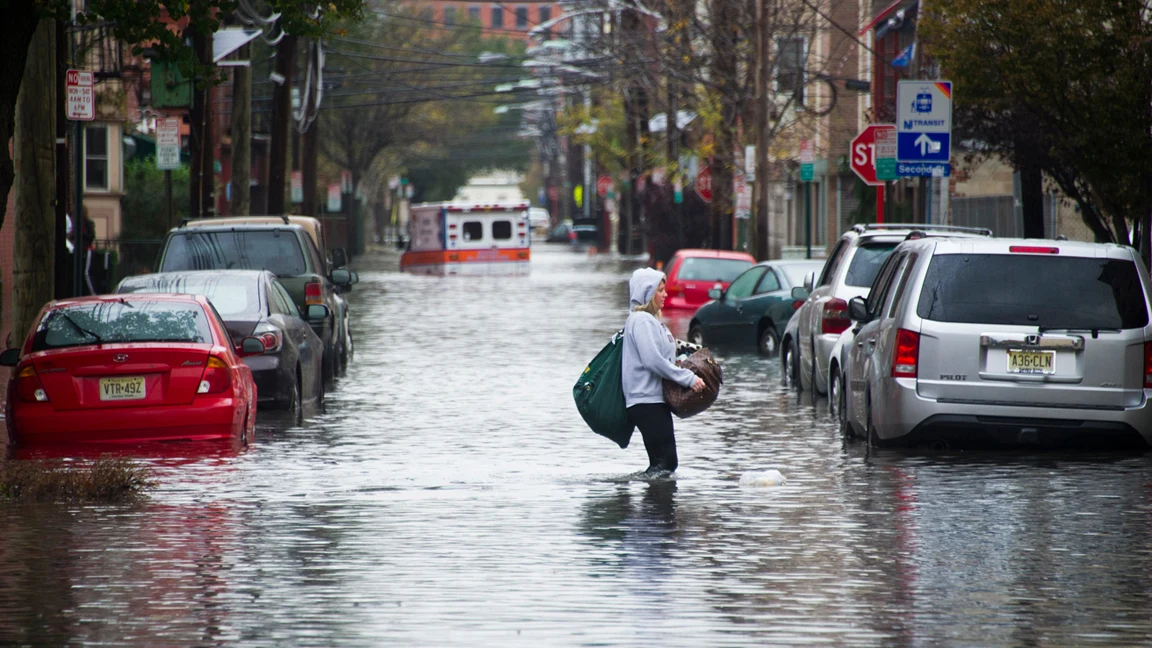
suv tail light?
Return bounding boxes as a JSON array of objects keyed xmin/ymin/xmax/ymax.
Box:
[
  {"xmin": 14, "ymin": 366, "xmax": 49, "ymax": 403},
  {"xmin": 305, "ymin": 279, "xmax": 323, "ymax": 305},
  {"xmin": 892, "ymin": 328, "xmax": 920, "ymax": 378},
  {"xmin": 822, "ymin": 298, "xmax": 851, "ymax": 335},
  {"xmin": 197, "ymin": 357, "xmax": 232, "ymax": 394},
  {"xmin": 1009, "ymin": 245, "xmax": 1059, "ymax": 254},
  {"xmin": 1144, "ymin": 342, "xmax": 1152, "ymax": 388}
]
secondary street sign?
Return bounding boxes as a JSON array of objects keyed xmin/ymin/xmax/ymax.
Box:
[
  {"xmin": 799, "ymin": 140, "xmax": 814, "ymax": 182},
  {"xmin": 874, "ymin": 127, "xmax": 897, "ymax": 181},
  {"xmin": 156, "ymin": 118, "xmax": 180, "ymax": 170},
  {"xmin": 66, "ymin": 69, "xmax": 94, "ymax": 121},
  {"xmin": 695, "ymin": 166, "xmax": 712, "ymax": 203},
  {"xmin": 850, "ymin": 124, "xmax": 895, "ymax": 186},
  {"xmin": 897, "ymin": 80, "xmax": 951, "ymax": 166}
]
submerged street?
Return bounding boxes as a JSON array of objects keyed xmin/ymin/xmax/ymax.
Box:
[{"xmin": 3, "ymin": 243, "xmax": 1152, "ymax": 646}]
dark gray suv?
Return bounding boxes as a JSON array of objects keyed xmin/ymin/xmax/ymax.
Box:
[{"xmin": 155, "ymin": 221, "xmax": 355, "ymax": 384}]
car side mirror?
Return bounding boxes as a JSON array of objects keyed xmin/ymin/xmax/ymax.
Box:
[
  {"xmin": 0, "ymin": 348, "xmax": 19, "ymax": 367},
  {"xmin": 790, "ymin": 286, "xmax": 809, "ymax": 301},
  {"xmin": 331, "ymin": 268, "xmax": 353, "ymax": 286},
  {"xmin": 331, "ymin": 248, "xmax": 348, "ymax": 269},
  {"xmin": 848, "ymin": 296, "xmax": 869, "ymax": 323},
  {"xmin": 306, "ymin": 304, "xmax": 330, "ymax": 321},
  {"xmin": 803, "ymin": 272, "xmax": 815, "ymax": 293},
  {"xmin": 239, "ymin": 336, "xmax": 265, "ymax": 356},
  {"xmin": 349, "ymin": 270, "xmax": 359, "ymax": 285},
  {"xmin": 707, "ymin": 287, "xmax": 722, "ymax": 301}
]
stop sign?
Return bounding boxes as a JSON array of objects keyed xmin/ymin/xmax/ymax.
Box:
[
  {"xmin": 695, "ymin": 167, "xmax": 713, "ymax": 203},
  {"xmin": 596, "ymin": 175, "xmax": 614, "ymax": 198},
  {"xmin": 850, "ymin": 124, "xmax": 895, "ymax": 187}
]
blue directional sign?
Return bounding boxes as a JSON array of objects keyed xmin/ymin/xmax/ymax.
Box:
[{"xmin": 896, "ymin": 80, "xmax": 952, "ymax": 167}]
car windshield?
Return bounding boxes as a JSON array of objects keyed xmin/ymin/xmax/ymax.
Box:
[
  {"xmin": 844, "ymin": 242, "xmax": 899, "ymax": 287},
  {"xmin": 677, "ymin": 257, "xmax": 753, "ymax": 282},
  {"xmin": 32, "ymin": 301, "xmax": 214, "ymax": 351},
  {"xmin": 161, "ymin": 230, "xmax": 307, "ymax": 277},
  {"xmin": 916, "ymin": 254, "xmax": 1149, "ymax": 329},
  {"xmin": 117, "ymin": 275, "xmax": 259, "ymax": 317}
]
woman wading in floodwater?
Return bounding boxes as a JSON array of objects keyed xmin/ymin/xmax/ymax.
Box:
[{"xmin": 622, "ymin": 268, "xmax": 704, "ymax": 476}]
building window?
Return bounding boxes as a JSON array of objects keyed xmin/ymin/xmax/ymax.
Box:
[
  {"xmin": 539, "ymin": 6, "xmax": 551, "ymax": 23},
  {"xmin": 775, "ymin": 37, "xmax": 807, "ymax": 105},
  {"xmin": 490, "ymin": 5, "xmax": 503, "ymax": 28},
  {"xmin": 444, "ymin": 5, "xmax": 456, "ymax": 24},
  {"xmin": 515, "ymin": 6, "xmax": 528, "ymax": 28},
  {"xmin": 85, "ymin": 124, "xmax": 108, "ymax": 191},
  {"xmin": 468, "ymin": 5, "xmax": 480, "ymax": 21}
]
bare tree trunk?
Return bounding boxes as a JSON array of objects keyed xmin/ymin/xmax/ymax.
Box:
[
  {"xmin": 229, "ymin": 44, "xmax": 251, "ymax": 216},
  {"xmin": 0, "ymin": 5, "xmax": 40, "ymax": 233},
  {"xmin": 13, "ymin": 19, "xmax": 56, "ymax": 343},
  {"xmin": 268, "ymin": 35, "xmax": 297, "ymax": 216},
  {"xmin": 709, "ymin": 0, "xmax": 738, "ymax": 250}
]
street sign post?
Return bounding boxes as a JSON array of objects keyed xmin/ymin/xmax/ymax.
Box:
[
  {"xmin": 66, "ymin": 69, "xmax": 94, "ymax": 121},
  {"xmin": 695, "ymin": 166, "xmax": 712, "ymax": 203},
  {"xmin": 897, "ymin": 80, "xmax": 952, "ymax": 174},
  {"xmin": 799, "ymin": 140, "xmax": 814, "ymax": 182},
  {"xmin": 851, "ymin": 124, "xmax": 896, "ymax": 223},
  {"xmin": 596, "ymin": 175, "xmax": 614, "ymax": 199},
  {"xmin": 156, "ymin": 118, "xmax": 180, "ymax": 170},
  {"xmin": 290, "ymin": 171, "xmax": 304, "ymax": 204},
  {"xmin": 734, "ymin": 170, "xmax": 751, "ymax": 219}
]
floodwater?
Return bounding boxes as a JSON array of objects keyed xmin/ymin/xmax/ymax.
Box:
[{"xmin": 3, "ymin": 244, "xmax": 1152, "ymax": 647}]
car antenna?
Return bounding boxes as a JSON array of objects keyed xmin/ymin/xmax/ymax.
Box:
[{"xmin": 280, "ymin": 214, "xmax": 290, "ymax": 224}]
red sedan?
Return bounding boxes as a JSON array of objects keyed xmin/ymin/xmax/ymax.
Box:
[
  {"xmin": 663, "ymin": 249, "xmax": 756, "ymax": 311},
  {"xmin": 0, "ymin": 294, "xmax": 263, "ymax": 447}
]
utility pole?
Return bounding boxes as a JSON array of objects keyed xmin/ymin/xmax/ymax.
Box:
[
  {"xmin": 15, "ymin": 19, "xmax": 57, "ymax": 338},
  {"xmin": 753, "ymin": 0, "xmax": 771, "ymax": 260},
  {"xmin": 268, "ymin": 34, "xmax": 297, "ymax": 215},
  {"xmin": 53, "ymin": 21, "xmax": 70, "ymax": 299},
  {"xmin": 188, "ymin": 29, "xmax": 215, "ymax": 219},
  {"xmin": 230, "ymin": 43, "xmax": 252, "ymax": 216}
]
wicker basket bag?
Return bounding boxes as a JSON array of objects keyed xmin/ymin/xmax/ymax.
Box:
[{"xmin": 662, "ymin": 348, "xmax": 723, "ymax": 419}]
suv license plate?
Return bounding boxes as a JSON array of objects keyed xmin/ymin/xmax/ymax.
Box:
[
  {"xmin": 100, "ymin": 376, "xmax": 146, "ymax": 401},
  {"xmin": 1006, "ymin": 350, "xmax": 1055, "ymax": 375}
]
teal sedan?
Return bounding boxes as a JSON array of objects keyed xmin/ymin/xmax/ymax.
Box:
[{"xmin": 686, "ymin": 259, "xmax": 826, "ymax": 355}]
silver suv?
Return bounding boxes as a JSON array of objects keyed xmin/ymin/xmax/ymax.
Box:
[
  {"xmin": 839, "ymin": 237, "xmax": 1152, "ymax": 449},
  {"xmin": 788, "ymin": 224, "xmax": 991, "ymax": 395}
]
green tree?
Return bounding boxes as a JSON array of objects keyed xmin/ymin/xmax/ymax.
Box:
[
  {"xmin": 920, "ymin": 0, "xmax": 1152, "ymax": 247},
  {"xmin": 0, "ymin": 0, "xmax": 365, "ymax": 232}
]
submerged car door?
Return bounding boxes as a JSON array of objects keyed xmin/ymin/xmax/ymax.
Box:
[
  {"xmin": 270, "ymin": 278, "xmax": 318, "ymax": 377},
  {"xmin": 710, "ymin": 267, "xmax": 767, "ymax": 344},
  {"xmin": 799, "ymin": 239, "xmax": 849, "ymax": 358},
  {"xmin": 848, "ymin": 251, "xmax": 910, "ymax": 431},
  {"xmin": 736, "ymin": 268, "xmax": 786, "ymax": 347}
]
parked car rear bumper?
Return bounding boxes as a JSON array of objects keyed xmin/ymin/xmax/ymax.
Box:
[
  {"xmin": 245, "ymin": 353, "xmax": 288, "ymax": 405},
  {"xmin": 8, "ymin": 397, "xmax": 245, "ymax": 445},
  {"xmin": 873, "ymin": 378, "xmax": 1152, "ymax": 449}
]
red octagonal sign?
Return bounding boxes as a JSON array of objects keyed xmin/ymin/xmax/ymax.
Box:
[
  {"xmin": 851, "ymin": 124, "xmax": 895, "ymax": 187},
  {"xmin": 695, "ymin": 166, "xmax": 713, "ymax": 203}
]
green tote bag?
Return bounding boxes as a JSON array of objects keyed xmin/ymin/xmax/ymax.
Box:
[{"xmin": 573, "ymin": 330, "xmax": 635, "ymax": 448}]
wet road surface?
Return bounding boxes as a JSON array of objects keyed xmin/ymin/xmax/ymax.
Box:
[{"xmin": 3, "ymin": 244, "xmax": 1152, "ymax": 646}]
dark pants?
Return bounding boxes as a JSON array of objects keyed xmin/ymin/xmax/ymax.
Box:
[{"xmin": 627, "ymin": 403, "xmax": 677, "ymax": 473}]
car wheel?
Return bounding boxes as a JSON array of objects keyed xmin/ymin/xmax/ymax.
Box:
[
  {"xmin": 688, "ymin": 324, "xmax": 705, "ymax": 347},
  {"xmin": 758, "ymin": 326, "xmax": 779, "ymax": 356},
  {"xmin": 321, "ymin": 345, "xmax": 335, "ymax": 386},
  {"xmin": 833, "ymin": 370, "xmax": 852, "ymax": 439},
  {"xmin": 316, "ymin": 373, "xmax": 327, "ymax": 415},
  {"xmin": 828, "ymin": 365, "xmax": 840, "ymax": 418},
  {"xmin": 780, "ymin": 339, "xmax": 794, "ymax": 387},
  {"xmin": 865, "ymin": 396, "xmax": 882, "ymax": 448},
  {"xmin": 289, "ymin": 371, "xmax": 303, "ymax": 427}
]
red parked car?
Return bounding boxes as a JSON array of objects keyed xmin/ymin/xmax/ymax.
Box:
[
  {"xmin": 0, "ymin": 294, "xmax": 264, "ymax": 447},
  {"xmin": 663, "ymin": 249, "xmax": 756, "ymax": 311}
]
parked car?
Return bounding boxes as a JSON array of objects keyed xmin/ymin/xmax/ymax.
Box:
[
  {"xmin": 687, "ymin": 259, "xmax": 824, "ymax": 355},
  {"xmin": 528, "ymin": 207, "xmax": 550, "ymax": 233},
  {"xmin": 155, "ymin": 219, "xmax": 354, "ymax": 384},
  {"xmin": 780, "ymin": 308, "xmax": 803, "ymax": 388},
  {"xmin": 839, "ymin": 237, "xmax": 1152, "ymax": 449},
  {"xmin": 792, "ymin": 224, "xmax": 992, "ymax": 395},
  {"xmin": 0, "ymin": 294, "xmax": 262, "ymax": 446},
  {"xmin": 116, "ymin": 270, "xmax": 328, "ymax": 424},
  {"xmin": 545, "ymin": 220, "xmax": 574, "ymax": 243},
  {"xmin": 179, "ymin": 215, "xmax": 356, "ymax": 373},
  {"xmin": 664, "ymin": 249, "xmax": 756, "ymax": 311}
]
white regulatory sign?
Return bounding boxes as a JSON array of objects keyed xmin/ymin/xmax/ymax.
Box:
[
  {"xmin": 156, "ymin": 118, "xmax": 180, "ymax": 170},
  {"xmin": 65, "ymin": 69, "xmax": 94, "ymax": 121}
]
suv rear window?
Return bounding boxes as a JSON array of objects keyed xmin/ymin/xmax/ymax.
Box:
[
  {"xmin": 844, "ymin": 242, "xmax": 898, "ymax": 287},
  {"xmin": 677, "ymin": 258, "xmax": 753, "ymax": 282},
  {"xmin": 916, "ymin": 255, "xmax": 1149, "ymax": 329},
  {"xmin": 161, "ymin": 231, "xmax": 307, "ymax": 277}
]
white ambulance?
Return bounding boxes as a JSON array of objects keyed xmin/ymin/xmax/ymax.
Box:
[{"xmin": 400, "ymin": 203, "xmax": 531, "ymax": 275}]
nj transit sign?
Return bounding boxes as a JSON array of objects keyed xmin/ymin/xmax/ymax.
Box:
[{"xmin": 896, "ymin": 80, "xmax": 952, "ymax": 165}]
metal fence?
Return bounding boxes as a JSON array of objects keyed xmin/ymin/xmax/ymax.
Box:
[{"xmin": 950, "ymin": 195, "xmax": 1020, "ymax": 237}]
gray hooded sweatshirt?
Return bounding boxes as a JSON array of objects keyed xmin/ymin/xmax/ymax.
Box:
[{"xmin": 622, "ymin": 268, "xmax": 697, "ymax": 407}]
